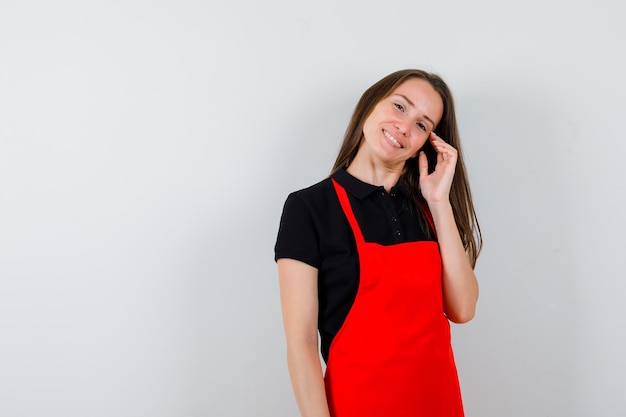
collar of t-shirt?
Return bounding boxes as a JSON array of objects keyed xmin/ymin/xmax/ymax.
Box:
[{"xmin": 332, "ymin": 168, "xmax": 410, "ymax": 200}]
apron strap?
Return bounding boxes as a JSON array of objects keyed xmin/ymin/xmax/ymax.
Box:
[
  {"xmin": 331, "ymin": 179, "xmax": 365, "ymax": 244},
  {"xmin": 417, "ymin": 200, "xmax": 437, "ymax": 239},
  {"xmin": 333, "ymin": 178, "xmax": 438, "ymax": 242}
]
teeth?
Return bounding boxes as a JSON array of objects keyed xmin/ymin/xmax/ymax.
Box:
[{"xmin": 383, "ymin": 130, "xmax": 402, "ymax": 148}]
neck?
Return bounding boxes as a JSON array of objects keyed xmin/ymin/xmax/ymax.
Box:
[{"xmin": 346, "ymin": 151, "xmax": 404, "ymax": 193}]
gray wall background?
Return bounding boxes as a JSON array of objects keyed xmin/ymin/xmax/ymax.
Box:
[{"xmin": 1, "ymin": 1, "xmax": 624, "ymax": 416}]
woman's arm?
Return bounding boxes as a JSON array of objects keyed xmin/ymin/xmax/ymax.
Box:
[
  {"xmin": 419, "ymin": 132, "xmax": 479, "ymax": 323},
  {"xmin": 428, "ymin": 201, "xmax": 479, "ymax": 323},
  {"xmin": 277, "ymin": 258, "xmax": 331, "ymax": 417}
]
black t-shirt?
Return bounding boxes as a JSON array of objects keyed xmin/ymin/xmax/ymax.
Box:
[{"xmin": 274, "ymin": 168, "xmax": 435, "ymax": 362}]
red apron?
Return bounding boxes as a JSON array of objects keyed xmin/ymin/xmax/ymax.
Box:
[{"xmin": 324, "ymin": 179, "xmax": 464, "ymax": 417}]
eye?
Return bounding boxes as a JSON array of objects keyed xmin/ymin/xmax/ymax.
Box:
[
  {"xmin": 393, "ymin": 103, "xmax": 405, "ymax": 112},
  {"xmin": 416, "ymin": 122, "xmax": 427, "ymax": 131}
]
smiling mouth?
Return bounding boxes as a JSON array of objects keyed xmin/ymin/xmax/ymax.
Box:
[{"xmin": 383, "ymin": 130, "xmax": 402, "ymax": 148}]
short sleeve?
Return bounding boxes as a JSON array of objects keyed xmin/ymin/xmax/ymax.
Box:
[{"xmin": 274, "ymin": 192, "xmax": 321, "ymax": 268}]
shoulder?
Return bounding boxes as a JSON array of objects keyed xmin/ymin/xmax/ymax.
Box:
[
  {"xmin": 283, "ymin": 177, "xmax": 338, "ymax": 215},
  {"xmin": 278, "ymin": 174, "xmax": 355, "ymax": 239},
  {"xmin": 276, "ymin": 177, "xmax": 342, "ymax": 266},
  {"xmin": 284, "ymin": 168, "xmax": 362, "ymax": 209}
]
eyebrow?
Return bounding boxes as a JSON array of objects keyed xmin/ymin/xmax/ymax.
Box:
[{"xmin": 396, "ymin": 94, "xmax": 436, "ymax": 128}]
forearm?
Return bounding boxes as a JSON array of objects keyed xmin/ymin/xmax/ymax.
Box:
[
  {"xmin": 286, "ymin": 342, "xmax": 331, "ymax": 417},
  {"xmin": 429, "ymin": 201, "xmax": 479, "ymax": 323},
  {"xmin": 278, "ymin": 258, "xmax": 331, "ymax": 417}
]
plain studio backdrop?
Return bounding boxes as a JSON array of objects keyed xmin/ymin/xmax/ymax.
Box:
[{"xmin": 1, "ymin": 1, "xmax": 624, "ymax": 416}]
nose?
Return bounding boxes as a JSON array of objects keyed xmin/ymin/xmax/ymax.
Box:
[{"xmin": 395, "ymin": 118, "xmax": 410, "ymax": 135}]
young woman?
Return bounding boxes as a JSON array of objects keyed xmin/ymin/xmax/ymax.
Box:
[{"xmin": 275, "ymin": 69, "xmax": 482, "ymax": 417}]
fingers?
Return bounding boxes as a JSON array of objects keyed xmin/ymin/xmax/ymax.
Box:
[
  {"xmin": 418, "ymin": 150, "xmax": 429, "ymax": 178},
  {"xmin": 429, "ymin": 132, "xmax": 457, "ymax": 162},
  {"xmin": 421, "ymin": 133, "xmax": 458, "ymax": 203}
]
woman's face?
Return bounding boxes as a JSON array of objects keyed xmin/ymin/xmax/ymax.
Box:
[{"xmin": 361, "ymin": 77, "xmax": 444, "ymax": 168}]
